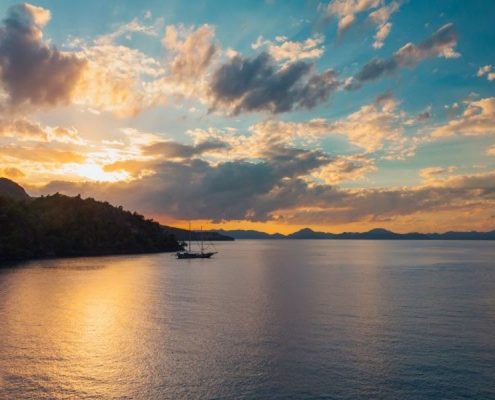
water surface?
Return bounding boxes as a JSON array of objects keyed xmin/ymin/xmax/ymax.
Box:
[{"xmin": 1, "ymin": 240, "xmax": 494, "ymax": 399}]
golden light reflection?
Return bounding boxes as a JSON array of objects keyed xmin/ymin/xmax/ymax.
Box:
[{"xmin": 0, "ymin": 256, "xmax": 162, "ymax": 398}]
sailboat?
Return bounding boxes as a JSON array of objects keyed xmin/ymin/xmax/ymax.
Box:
[{"xmin": 176, "ymin": 224, "xmax": 217, "ymax": 259}]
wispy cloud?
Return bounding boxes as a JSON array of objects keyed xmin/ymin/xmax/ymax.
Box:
[{"xmin": 348, "ymin": 23, "xmax": 459, "ymax": 88}]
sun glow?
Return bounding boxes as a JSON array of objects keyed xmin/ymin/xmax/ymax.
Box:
[{"xmin": 67, "ymin": 162, "xmax": 130, "ymax": 182}]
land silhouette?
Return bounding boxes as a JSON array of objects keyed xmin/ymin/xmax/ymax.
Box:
[
  {"xmin": 1, "ymin": 177, "xmax": 494, "ymax": 262},
  {"xmin": 0, "ymin": 178, "xmax": 184, "ymax": 261},
  {"xmin": 214, "ymin": 228, "xmax": 495, "ymax": 240}
]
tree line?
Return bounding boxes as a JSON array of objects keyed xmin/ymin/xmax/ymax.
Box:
[{"xmin": 0, "ymin": 193, "xmax": 182, "ymax": 261}]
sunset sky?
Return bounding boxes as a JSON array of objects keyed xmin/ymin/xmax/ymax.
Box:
[{"xmin": 0, "ymin": 0, "xmax": 494, "ymax": 233}]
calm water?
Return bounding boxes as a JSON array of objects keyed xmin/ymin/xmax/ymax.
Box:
[{"xmin": 0, "ymin": 240, "xmax": 494, "ymax": 399}]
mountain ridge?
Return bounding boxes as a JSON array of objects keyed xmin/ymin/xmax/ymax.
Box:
[{"xmin": 214, "ymin": 227, "xmax": 495, "ymax": 240}]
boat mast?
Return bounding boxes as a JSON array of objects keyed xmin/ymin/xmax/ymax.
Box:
[
  {"xmin": 189, "ymin": 221, "xmax": 191, "ymax": 252},
  {"xmin": 200, "ymin": 226, "xmax": 204, "ymax": 254}
]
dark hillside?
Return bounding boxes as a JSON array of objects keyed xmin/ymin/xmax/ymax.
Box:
[
  {"xmin": 0, "ymin": 193, "xmax": 181, "ymax": 261},
  {"xmin": 0, "ymin": 177, "xmax": 30, "ymax": 201}
]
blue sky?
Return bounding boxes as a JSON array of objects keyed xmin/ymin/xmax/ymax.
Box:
[{"xmin": 0, "ymin": 0, "xmax": 494, "ymax": 232}]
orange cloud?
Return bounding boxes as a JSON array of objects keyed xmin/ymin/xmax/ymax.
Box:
[
  {"xmin": 2, "ymin": 167, "xmax": 25, "ymax": 179},
  {"xmin": 432, "ymin": 97, "xmax": 495, "ymax": 137},
  {"xmin": 1, "ymin": 145, "xmax": 86, "ymax": 164}
]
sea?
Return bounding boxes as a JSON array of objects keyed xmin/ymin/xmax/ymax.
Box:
[{"xmin": 0, "ymin": 240, "xmax": 494, "ymax": 399}]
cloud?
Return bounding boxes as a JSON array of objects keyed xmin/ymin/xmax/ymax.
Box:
[
  {"xmin": 326, "ymin": 0, "xmax": 381, "ymax": 33},
  {"xmin": 0, "ymin": 118, "xmax": 84, "ymax": 143},
  {"xmin": 0, "ymin": 4, "xmax": 165, "ymax": 117},
  {"xmin": 432, "ymin": 97, "xmax": 495, "ymax": 137},
  {"xmin": 0, "ymin": 5, "xmax": 220, "ymax": 117},
  {"xmin": 2, "ymin": 166, "xmax": 25, "ymax": 178},
  {"xmin": 350, "ymin": 23, "xmax": 459, "ymax": 87},
  {"xmin": 369, "ymin": 1, "xmax": 400, "ymax": 48},
  {"xmin": 373, "ymin": 22, "xmax": 391, "ymax": 49},
  {"xmin": 248, "ymin": 101, "xmax": 398, "ymax": 153},
  {"xmin": 249, "ymin": 92, "xmax": 418, "ymax": 156},
  {"xmin": 72, "ymin": 37, "xmax": 164, "ymax": 117},
  {"xmin": 193, "ymin": 93, "xmax": 418, "ymax": 158},
  {"xmin": 488, "ymin": 146, "xmax": 495, "ymax": 157},
  {"xmin": 251, "ymin": 35, "xmax": 325, "ymax": 63},
  {"xmin": 97, "ymin": 18, "xmax": 160, "ymax": 45},
  {"xmin": 415, "ymin": 107, "xmax": 432, "ymax": 122},
  {"xmin": 326, "ymin": 0, "xmax": 400, "ymax": 48},
  {"xmin": 419, "ymin": 166, "xmax": 455, "ymax": 182},
  {"xmin": 102, "ymin": 159, "xmax": 154, "ymax": 178},
  {"xmin": 162, "ymin": 24, "xmax": 218, "ymax": 92},
  {"xmin": 329, "ymin": 92, "xmax": 403, "ymax": 152},
  {"xmin": 0, "ymin": 118, "xmax": 46, "ymax": 141},
  {"xmin": 209, "ymin": 52, "xmax": 340, "ymax": 115},
  {"xmin": 34, "ymin": 160, "xmax": 495, "ymax": 231},
  {"xmin": 477, "ymin": 65, "xmax": 495, "ymax": 81},
  {"xmin": 0, "ymin": 3, "xmax": 86, "ymax": 110},
  {"xmin": 314, "ymin": 155, "xmax": 376, "ymax": 184},
  {"xmin": 0, "ymin": 144, "xmax": 86, "ymax": 164},
  {"xmin": 142, "ymin": 139, "xmax": 228, "ymax": 158},
  {"xmin": 189, "ymin": 119, "xmax": 335, "ymax": 162},
  {"xmin": 38, "ymin": 146, "xmax": 335, "ymax": 221}
]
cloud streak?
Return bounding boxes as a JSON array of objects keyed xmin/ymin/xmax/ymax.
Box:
[{"xmin": 350, "ymin": 23, "xmax": 459, "ymax": 88}]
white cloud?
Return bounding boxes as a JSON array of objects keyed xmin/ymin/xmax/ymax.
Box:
[
  {"xmin": 326, "ymin": 0, "xmax": 400, "ymax": 49},
  {"xmin": 373, "ymin": 22, "xmax": 391, "ymax": 49},
  {"xmin": 326, "ymin": 0, "xmax": 381, "ymax": 33},
  {"xmin": 251, "ymin": 35, "xmax": 325, "ymax": 62},
  {"xmin": 432, "ymin": 97, "xmax": 495, "ymax": 137},
  {"xmin": 477, "ymin": 65, "xmax": 495, "ymax": 81}
]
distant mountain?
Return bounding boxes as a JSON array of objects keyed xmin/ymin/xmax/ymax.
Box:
[
  {"xmin": 214, "ymin": 229, "xmax": 284, "ymax": 239},
  {"xmin": 288, "ymin": 228, "xmax": 336, "ymax": 239},
  {"xmin": 428, "ymin": 230, "xmax": 495, "ymax": 240},
  {"xmin": 215, "ymin": 227, "xmax": 495, "ymax": 240},
  {"xmin": 0, "ymin": 178, "xmax": 30, "ymax": 201}
]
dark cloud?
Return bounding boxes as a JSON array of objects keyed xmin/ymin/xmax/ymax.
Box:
[
  {"xmin": 143, "ymin": 140, "xmax": 228, "ymax": 158},
  {"xmin": 349, "ymin": 23, "xmax": 458, "ymax": 89},
  {"xmin": 374, "ymin": 90, "xmax": 394, "ymax": 106},
  {"xmin": 415, "ymin": 109, "xmax": 431, "ymax": 122},
  {"xmin": 36, "ymin": 162, "xmax": 495, "ymax": 226},
  {"xmin": 0, "ymin": 3, "xmax": 85, "ymax": 109},
  {"xmin": 38, "ymin": 146, "xmax": 334, "ymax": 221},
  {"xmin": 210, "ymin": 52, "xmax": 340, "ymax": 115}
]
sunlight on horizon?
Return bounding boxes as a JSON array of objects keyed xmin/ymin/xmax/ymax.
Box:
[{"xmin": 64, "ymin": 162, "xmax": 130, "ymax": 183}]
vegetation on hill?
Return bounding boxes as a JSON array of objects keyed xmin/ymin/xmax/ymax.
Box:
[{"xmin": 0, "ymin": 192, "xmax": 182, "ymax": 261}]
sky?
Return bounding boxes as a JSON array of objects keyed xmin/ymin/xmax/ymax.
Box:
[{"xmin": 0, "ymin": 0, "xmax": 494, "ymax": 233}]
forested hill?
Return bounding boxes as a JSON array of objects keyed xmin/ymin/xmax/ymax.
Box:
[{"xmin": 0, "ymin": 184, "xmax": 182, "ymax": 261}]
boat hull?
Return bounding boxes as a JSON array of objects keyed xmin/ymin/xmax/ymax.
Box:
[{"xmin": 176, "ymin": 252, "xmax": 216, "ymax": 259}]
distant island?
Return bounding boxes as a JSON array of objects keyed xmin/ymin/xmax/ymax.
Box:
[{"xmin": 213, "ymin": 227, "xmax": 495, "ymax": 240}]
